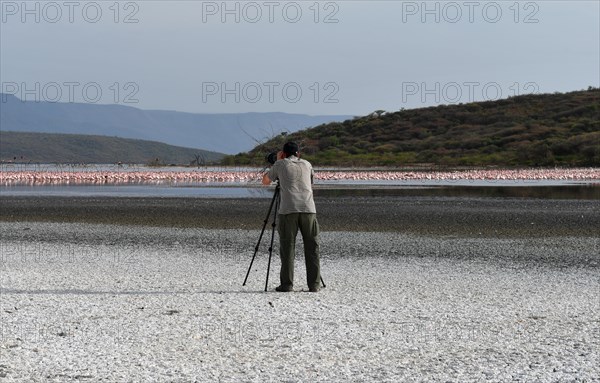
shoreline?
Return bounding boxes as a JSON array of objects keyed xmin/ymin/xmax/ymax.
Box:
[
  {"xmin": 2, "ymin": 221, "xmax": 598, "ymax": 270},
  {"xmin": 2, "ymin": 194, "xmax": 598, "ymax": 380},
  {"xmin": 1, "ymin": 195, "xmax": 599, "ymax": 237}
]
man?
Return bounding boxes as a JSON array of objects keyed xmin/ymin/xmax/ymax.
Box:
[{"xmin": 262, "ymin": 142, "xmax": 321, "ymax": 292}]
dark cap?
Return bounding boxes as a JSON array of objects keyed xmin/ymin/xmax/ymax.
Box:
[{"xmin": 282, "ymin": 141, "xmax": 299, "ymax": 155}]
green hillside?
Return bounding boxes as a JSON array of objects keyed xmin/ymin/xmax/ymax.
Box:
[
  {"xmin": 0, "ymin": 131, "xmax": 225, "ymax": 165},
  {"xmin": 224, "ymin": 88, "xmax": 599, "ymax": 167}
]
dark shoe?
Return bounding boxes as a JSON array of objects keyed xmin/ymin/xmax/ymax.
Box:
[
  {"xmin": 275, "ymin": 285, "xmax": 293, "ymax": 292},
  {"xmin": 308, "ymin": 286, "xmax": 320, "ymax": 293}
]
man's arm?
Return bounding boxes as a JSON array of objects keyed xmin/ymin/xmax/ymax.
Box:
[{"xmin": 262, "ymin": 151, "xmax": 285, "ymax": 185}]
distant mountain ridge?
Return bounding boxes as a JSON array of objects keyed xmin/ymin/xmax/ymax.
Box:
[
  {"xmin": 0, "ymin": 93, "xmax": 352, "ymax": 154},
  {"xmin": 0, "ymin": 131, "xmax": 224, "ymax": 164}
]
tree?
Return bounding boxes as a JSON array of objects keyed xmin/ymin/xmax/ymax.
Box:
[{"xmin": 193, "ymin": 153, "xmax": 206, "ymax": 168}]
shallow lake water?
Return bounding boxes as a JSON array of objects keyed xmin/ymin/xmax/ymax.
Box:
[{"xmin": 0, "ymin": 181, "xmax": 597, "ymax": 199}]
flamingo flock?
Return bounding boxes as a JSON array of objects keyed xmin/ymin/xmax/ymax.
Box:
[
  {"xmin": 0, "ymin": 168, "xmax": 598, "ymax": 185},
  {"xmin": 317, "ymin": 168, "xmax": 600, "ymax": 182}
]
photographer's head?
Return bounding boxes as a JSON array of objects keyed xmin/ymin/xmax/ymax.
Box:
[
  {"xmin": 282, "ymin": 142, "xmax": 299, "ymax": 158},
  {"xmin": 265, "ymin": 142, "xmax": 300, "ymax": 166}
]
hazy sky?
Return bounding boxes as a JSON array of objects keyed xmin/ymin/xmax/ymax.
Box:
[{"xmin": 1, "ymin": 1, "xmax": 598, "ymax": 115}]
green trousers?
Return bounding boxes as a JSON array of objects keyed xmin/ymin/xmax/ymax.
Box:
[{"xmin": 277, "ymin": 213, "xmax": 320, "ymax": 289}]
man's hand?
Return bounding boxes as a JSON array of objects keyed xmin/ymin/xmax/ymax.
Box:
[{"xmin": 262, "ymin": 172, "xmax": 272, "ymax": 185}]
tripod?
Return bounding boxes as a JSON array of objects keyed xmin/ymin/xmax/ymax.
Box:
[{"xmin": 243, "ymin": 183, "xmax": 326, "ymax": 292}]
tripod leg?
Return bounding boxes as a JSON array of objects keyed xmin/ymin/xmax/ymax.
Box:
[
  {"xmin": 320, "ymin": 276, "xmax": 326, "ymax": 288},
  {"xmin": 265, "ymin": 187, "xmax": 280, "ymax": 291},
  {"xmin": 243, "ymin": 187, "xmax": 278, "ymax": 286}
]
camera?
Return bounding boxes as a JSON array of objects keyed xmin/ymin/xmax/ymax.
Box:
[{"xmin": 266, "ymin": 152, "xmax": 278, "ymax": 165}]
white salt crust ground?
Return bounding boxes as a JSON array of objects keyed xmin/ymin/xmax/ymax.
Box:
[{"xmin": 0, "ymin": 222, "xmax": 598, "ymax": 382}]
